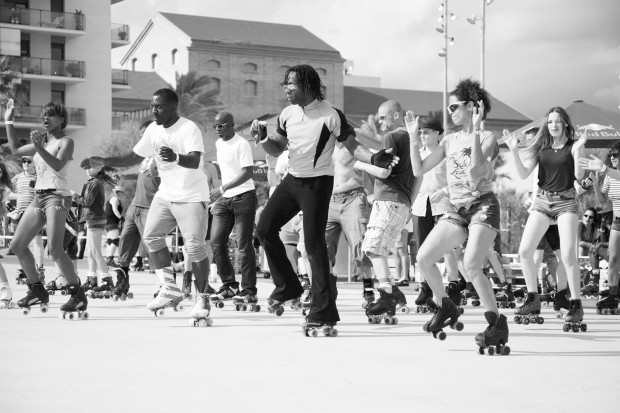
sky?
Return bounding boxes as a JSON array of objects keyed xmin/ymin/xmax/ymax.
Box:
[{"xmin": 111, "ymin": 0, "xmax": 620, "ymax": 120}]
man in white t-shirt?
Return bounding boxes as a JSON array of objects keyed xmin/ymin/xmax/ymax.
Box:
[
  {"xmin": 208, "ymin": 111, "xmax": 259, "ymax": 310},
  {"xmin": 82, "ymin": 89, "xmax": 213, "ymax": 321}
]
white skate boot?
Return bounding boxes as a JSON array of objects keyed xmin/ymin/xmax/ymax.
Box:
[
  {"xmin": 190, "ymin": 293, "xmax": 212, "ymax": 327},
  {"xmin": 0, "ymin": 284, "xmax": 15, "ymax": 309},
  {"xmin": 146, "ymin": 270, "xmax": 184, "ymax": 317}
]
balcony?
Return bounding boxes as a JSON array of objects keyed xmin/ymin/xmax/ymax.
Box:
[
  {"xmin": 111, "ymin": 23, "xmax": 130, "ymax": 48},
  {"xmin": 0, "ymin": 7, "xmax": 86, "ymax": 37},
  {"xmin": 112, "ymin": 68, "xmax": 130, "ymax": 91},
  {"xmin": 0, "ymin": 105, "xmax": 86, "ymax": 129},
  {"xmin": 3, "ymin": 56, "xmax": 86, "ymax": 82}
]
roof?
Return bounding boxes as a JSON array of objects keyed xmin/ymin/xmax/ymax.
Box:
[
  {"xmin": 344, "ymin": 86, "xmax": 531, "ymax": 124},
  {"xmin": 160, "ymin": 12, "xmax": 340, "ymax": 53},
  {"xmin": 112, "ymin": 71, "xmax": 170, "ymax": 101}
]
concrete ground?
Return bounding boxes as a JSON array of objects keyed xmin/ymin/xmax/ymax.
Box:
[{"xmin": 1, "ymin": 255, "xmax": 619, "ymax": 413}]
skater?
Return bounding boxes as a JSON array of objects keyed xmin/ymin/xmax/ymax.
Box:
[
  {"xmin": 72, "ymin": 162, "xmax": 117, "ymax": 297},
  {"xmin": 0, "ymin": 162, "xmax": 15, "ymax": 309},
  {"xmin": 407, "ymin": 79, "xmax": 504, "ymax": 349},
  {"xmin": 578, "ymin": 206, "xmax": 604, "ymax": 296},
  {"xmin": 208, "ymin": 111, "xmax": 259, "ymax": 310},
  {"xmin": 105, "ymin": 185, "xmax": 123, "ymax": 267},
  {"xmin": 360, "ymin": 99, "xmax": 415, "ymax": 323},
  {"xmin": 81, "ymin": 89, "xmax": 213, "ymax": 321},
  {"xmin": 252, "ymin": 64, "xmax": 397, "ymax": 330},
  {"xmin": 504, "ymin": 105, "xmax": 587, "ymax": 331},
  {"xmin": 581, "ymin": 141, "xmax": 620, "ymax": 314},
  {"xmin": 4, "ymin": 98, "xmax": 87, "ymax": 315}
]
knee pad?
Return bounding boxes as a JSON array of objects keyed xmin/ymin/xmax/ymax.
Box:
[{"xmin": 109, "ymin": 238, "xmax": 119, "ymax": 247}]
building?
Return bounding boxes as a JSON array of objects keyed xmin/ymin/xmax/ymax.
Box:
[{"xmin": 0, "ymin": 0, "xmax": 130, "ymax": 191}]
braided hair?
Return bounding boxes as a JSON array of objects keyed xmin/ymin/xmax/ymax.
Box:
[{"xmin": 282, "ymin": 64, "xmax": 325, "ymax": 101}]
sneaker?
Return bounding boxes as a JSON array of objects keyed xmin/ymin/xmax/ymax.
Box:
[{"xmin": 210, "ymin": 281, "xmax": 239, "ymax": 302}]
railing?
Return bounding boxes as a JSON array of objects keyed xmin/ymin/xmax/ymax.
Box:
[
  {"xmin": 2, "ymin": 56, "xmax": 85, "ymax": 78},
  {"xmin": 111, "ymin": 23, "xmax": 129, "ymax": 41},
  {"xmin": 0, "ymin": 7, "xmax": 85, "ymax": 31},
  {"xmin": 0, "ymin": 105, "xmax": 86, "ymax": 127},
  {"xmin": 111, "ymin": 68, "xmax": 128, "ymax": 85}
]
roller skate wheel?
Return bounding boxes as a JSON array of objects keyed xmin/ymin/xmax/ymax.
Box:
[
  {"xmin": 121, "ymin": 294, "xmax": 127, "ymax": 301},
  {"xmin": 478, "ymin": 347, "xmax": 485, "ymax": 355},
  {"xmin": 127, "ymin": 292, "xmax": 133, "ymax": 299},
  {"xmin": 263, "ymin": 272, "xmax": 271, "ymax": 279},
  {"xmin": 68, "ymin": 312, "xmax": 75, "ymax": 320},
  {"xmin": 537, "ymin": 317, "xmax": 545, "ymax": 325},
  {"xmin": 157, "ymin": 309, "xmax": 165, "ymax": 317},
  {"xmin": 275, "ymin": 307, "xmax": 284, "ymax": 317},
  {"xmin": 234, "ymin": 304, "xmax": 240, "ymax": 311},
  {"xmin": 22, "ymin": 308, "xmax": 30, "ymax": 316},
  {"xmin": 216, "ymin": 301, "xmax": 224, "ymax": 309},
  {"xmin": 487, "ymin": 346, "xmax": 495, "ymax": 356},
  {"xmin": 254, "ymin": 305, "xmax": 261, "ymax": 312},
  {"xmin": 367, "ymin": 317, "xmax": 373, "ymax": 324},
  {"xmin": 310, "ymin": 329, "xmax": 318, "ymax": 337},
  {"xmin": 199, "ymin": 318, "xmax": 208, "ymax": 327},
  {"xmin": 242, "ymin": 304, "xmax": 248, "ymax": 311},
  {"xmin": 501, "ymin": 345, "xmax": 511, "ymax": 355},
  {"xmin": 580, "ymin": 324, "xmax": 587, "ymax": 332},
  {"xmin": 458, "ymin": 307, "xmax": 464, "ymax": 315},
  {"xmin": 40, "ymin": 304, "xmax": 48, "ymax": 313},
  {"xmin": 393, "ymin": 317, "xmax": 398, "ymax": 325},
  {"xmin": 522, "ymin": 317, "xmax": 530, "ymax": 325},
  {"xmin": 190, "ymin": 319, "xmax": 197, "ymax": 327},
  {"xmin": 563, "ymin": 323, "xmax": 570, "ymax": 332},
  {"xmin": 454, "ymin": 321, "xmax": 464, "ymax": 331},
  {"xmin": 437, "ymin": 331, "xmax": 447, "ymax": 341},
  {"xmin": 509, "ymin": 302, "xmax": 516, "ymax": 309},
  {"xmin": 267, "ymin": 307, "xmax": 273, "ymax": 314},
  {"xmin": 113, "ymin": 295, "xmax": 119, "ymax": 302},
  {"xmin": 556, "ymin": 312, "xmax": 563, "ymax": 319},
  {"xmin": 399, "ymin": 306, "xmax": 410, "ymax": 314},
  {"xmin": 175, "ymin": 304, "xmax": 184, "ymax": 312},
  {"xmin": 572, "ymin": 324, "xmax": 579, "ymax": 333},
  {"xmin": 81, "ymin": 311, "xmax": 89, "ymax": 320}
]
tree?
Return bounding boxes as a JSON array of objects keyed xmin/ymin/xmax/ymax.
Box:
[
  {"xmin": 496, "ymin": 186, "xmax": 529, "ymax": 254},
  {"xmin": 0, "ymin": 56, "xmax": 29, "ymax": 106},
  {"xmin": 174, "ymin": 71, "xmax": 222, "ymax": 130}
]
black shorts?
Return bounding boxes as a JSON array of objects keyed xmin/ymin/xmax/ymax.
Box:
[{"xmin": 536, "ymin": 224, "xmax": 560, "ymax": 251}]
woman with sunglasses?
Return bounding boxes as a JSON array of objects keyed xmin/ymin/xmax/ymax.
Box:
[
  {"xmin": 4, "ymin": 98, "xmax": 88, "ymax": 317},
  {"xmin": 578, "ymin": 207, "xmax": 604, "ymax": 297},
  {"xmin": 580, "ymin": 143, "xmax": 620, "ymax": 314},
  {"xmin": 407, "ymin": 79, "xmax": 508, "ymax": 353},
  {"xmin": 504, "ymin": 107, "xmax": 587, "ymax": 332}
]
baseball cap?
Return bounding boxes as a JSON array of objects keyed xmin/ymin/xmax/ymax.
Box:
[
  {"xmin": 21, "ymin": 156, "xmax": 32, "ymax": 162},
  {"xmin": 418, "ymin": 116, "xmax": 444, "ymax": 135}
]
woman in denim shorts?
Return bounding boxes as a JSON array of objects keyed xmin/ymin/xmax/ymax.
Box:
[
  {"xmin": 4, "ymin": 99, "xmax": 87, "ymax": 314},
  {"xmin": 408, "ymin": 79, "xmax": 508, "ymax": 349},
  {"xmin": 504, "ymin": 106, "xmax": 588, "ymax": 327}
]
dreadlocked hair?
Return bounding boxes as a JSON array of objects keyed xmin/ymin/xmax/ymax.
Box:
[
  {"xmin": 450, "ymin": 78, "xmax": 492, "ymax": 120},
  {"xmin": 282, "ymin": 64, "xmax": 325, "ymax": 101},
  {"xmin": 0, "ymin": 162, "xmax": 14, "ymax": 192}
]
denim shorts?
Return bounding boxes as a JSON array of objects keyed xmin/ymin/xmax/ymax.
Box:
[
  {"xmin": 531, "ymin": 188, "xmax": 578, "ymax": 220},
  {"xmin": 441, "ymin": 192, "xmax": 500, "ymax": 234},
  {"xmin": 31, "ymin": 192, "xmax": 72, "ymax": 214}
]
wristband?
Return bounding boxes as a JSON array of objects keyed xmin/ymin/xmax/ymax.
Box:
[
  {"xmin": 259, "ymin": 136, "xmax": 269, "ymax": 144},
  {"xmin": 601, "ymin": 164, "xmax": 607, "ymax": 173},
  {"xmin": 173, "ymin": 153, "xmax": 180, "ymax": 164},
  {"xmin": 5, "ymin": 121, "xmax": 13, "ymax": 124}
]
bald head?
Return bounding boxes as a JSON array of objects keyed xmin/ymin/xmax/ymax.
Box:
[
  {"xmin": 214, "ymin": 111, "xmax": 235, "ymax": 140},
  {"xmin": 215, "ymin": 111, "xmax": 234, "ymax": 125},
  {"xmin": 377, "ymin": 100, "xmax": 403, "ymax": 132}
]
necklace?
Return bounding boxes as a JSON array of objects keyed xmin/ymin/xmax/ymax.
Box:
[{"xmin": 551, "ymin": 137, "xmax": 567, "ymax": 152}]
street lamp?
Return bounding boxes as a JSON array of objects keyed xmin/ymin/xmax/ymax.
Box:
[
  {"xmin": 437, "ymin": 1, "xmax": 457, "ymax": 134},
  {"xmin": 467, "ymin": 0, "xmax": 494, "ymax": 87}
]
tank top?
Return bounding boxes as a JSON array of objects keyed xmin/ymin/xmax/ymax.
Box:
[
  {"xmin": 33, "ymin": 137, "xmax": 71, "ymax": 196},
  {"xmin": 537, "ymin": 140, "xmax": 575, "ymax": 192},
  {"xmin": 105, "ymin": 197, "xmax": 123, "ymax": 226}
]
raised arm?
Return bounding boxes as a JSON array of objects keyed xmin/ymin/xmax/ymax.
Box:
[
  {"xmin": 572, "ymin": 131, "xmax": 588, "ymax": 180},
  {"xmin": 404, "ymin": 111, "xmax": 444, "ymax": 177},
  {"xmin": 250, "ymin": 120, "xmax": 288, "ymax": 157},
  {"xmin": 503, "ymin": 130, "xmax": 538, "ymax": 179},
  {"xmin": 80, "ymin": 152, "xmax": 144, "ymax": 170},
  {"xmin": 579, "ymin": 155, "xmax": 620, "ymax": 181},
  {"xmin": 4, "ymin": 98, "xmax": 36, "ymax": 156}
]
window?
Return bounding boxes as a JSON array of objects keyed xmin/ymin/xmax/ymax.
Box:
[
  {"xmin": 316, "ymin": 68, "xmax": 327, "ymax": 77},
  {"xmin": 151, "ymin": 53, "xmax": 157, "ymax": 70},
  {"xmin": 242, "ymin": 80, "xmax": 257, "ymax": 97},
  {"xmin": 171, "ymin": 49, "xmax": 177, "ymax": 65},
  {"xmin": 51, "ymin": 82, "xmax": 65, "ymax": 103},
  {"xmin": 131, "ymin": 58, "xmax": 137, "ymax": 71},
  {"xmin": 243, "ymin": 62, "xmax": 257, "ymax": 72},
  {"xmin": 50, "ymin": 0, "xmax": 64, "ymax": 12},
  {"xmin": 206, "ymin": 59, "xmax": 220, "ymax": 69},
  {"xmin": 207, "ymin": 78, "xmax": 220, "ymax": 92},
  {"xmin": 20, "ymin": 32, "xmax": 30, "ymax": 57}
]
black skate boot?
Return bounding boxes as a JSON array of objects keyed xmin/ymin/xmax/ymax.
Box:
[
  {"xmin": 233, "ymin": 289, "xmax": 261, "ymax": 312},
  {"xmin": 423, "ymin": 297, "xmax": 464, "ymax": 340},
  {"xmin": 15, "ymin": 268, "xmax": 27, "ymax": 285},
  {"xmin": 415, "ymin": 281, "xmax": 432, "ymax": 313},
  {"xmin": 514, "ymin": 292, "xmax": 544, "ymax": 325},
  {"xmin": 365, "ymin": 288, "xmax": 398, "ymax": 324},
  {"xmin": 392, "ymin": 285, "xmax": 409, "ymax": 314},
  {"xmin": 112, "ymin": 269, "xmax": 132, "ymax": 301},
  {"xmin": 395, "ymin": 276, "xmax": 410, "ymax": 287},
  {"xmin": 462, "ymin": 282, "xmax": 480, "ymax": 306},
  {"xmin": 132, "ymin": 256, "xmax": 144, "ymax": 272},
  {"xmin": 45, "ymin": 275, "xmax": 69, "ymax": 296},
  {"xmin": 553, "ymin": 288, "xmax": 570, "ymax": 318},
  {"xmin": 209, "ymin": 281, "xmax": 240, "ymax": 309},
  {"xmin": 60, "ymin": 284, "xmax": 89, "ymax": 319},
  {"xmin": 361, "ymin": 278, "xmax": 375, "ymax": 309},
  {"xmin": 563, "ymin": 299, "xmax": 587, "ymax": 332},
  {"xmin": 90, "ymin": 276, "xmax": 114, "ymax": 299},
  {"xmin": 475, "ymin": 311, "xmax": 510, "ymax": 355},
  {"xmin": 596, "ymin": 294, "xmax": 619, "ymax": 315},
  {"xmin": 446, "ymin": 281, "xmax": 465, "ymax": 314},
  {"xmin": 81, "ymin": 276, "xmax": 97, "ymax": 293},
  {"xmin": 301, "ymin": 316, "xmax": 338, "ymax": 337},
  {"xmin": 17, "ymin": 282, "xmax": 50, "ymax": 315},
  {"xmin": 182, "ymin": 271, "xmax": 192, "ymax": 298},
  {"xmin": 495, "ymin": 282, "xmax": 515, "ymax": 309}
]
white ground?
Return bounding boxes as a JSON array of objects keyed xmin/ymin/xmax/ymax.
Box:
[{"xmin": 1, "ymin": 255, "xmax": 619, "ymax": 413}]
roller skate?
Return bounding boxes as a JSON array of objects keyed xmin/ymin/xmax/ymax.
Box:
[
  {"xmin": 423, "ymin": 297, "xmax": 464, "ymax": 340},
  {"xmin": 475, "ymin": 311, "xmax": 511, "ymax": 356},
  {"xmin": 361, "ymin": 278, "xmax": 375, "ymax": 309},
  {"xmin": 301, "ymin": 317, "xmax": 338, "ymax": 337},
  {"xmin": 596, "ymin": 294, "xmax": 620, "ymax": 315},
  {"xmin": 513, "ymin": 292, "xmax": 544, "ymax": 325},
  {"xmin": 182, "ymin": 271, "xmax": 192, "ymax": 299},
  {"xmin": 112, "ymin": 269, "xmax": 133, "ymax": 301},
  {"xmin": 365, "ymin": 288, "xmax": 398, "ymax": 325},
  {"xmin": 395, "ymin": 277, "xmax": 410, "ymax": 287},
  {"xmin": 106, "ymin": 257, "xmax": 118, "ymax": 268},
  {"xmin": 447, "ymin": 281, "xmax": 465, "ymax": 314},
  {"xmin": 15, "ymin": 269, "xmax": 27, "ymax": 285},
  {"xmin": 209, "ymin": 281, "xmax": 239, "ymax": 309},
  {"xmin": 266, "ymin": 295, "xmax": 303, "ymax": 316},
  {"xmin": 189, "ymin": 293, "xmax": 213, "ymax": 327},
  {"xmin": 540, "ymin": 288, "xmax": 555, "ymax": 307},
  {"xmin": 301, "ymin": 289, "xmax": 312, "ymax": 316},
  {"xmin": 553, "ymin": 288, "xmax": 570, "ymax": 318},
  {"xmin": 17, "ymin": 282, "xmax": 49, "ymax": 315},
  {"xmin": 495, "ymin": 282, "xmax": 516, "ymax": 309},
  {"xmin": 146, "ymin": 270, "xmax": 184, "ymax": 317},
  {"xmin": 563, "ymin": 299, "xmax": 587, "ymax": 332},
  {"xmin": 233, "ymin": 290, "xmax": 261, "ymax": 312},
  {"xmin": 89, "ymin": 276, "xmax": 114, "ymax": 299},
  {"xmin": 46, "ymin": 274, "xmax": 69, "ymax": 296},
  {"xmin": 513, "ymin": 286, "xmax": 526, "ymax": 303},
  {"xmin": 81, "ymin": 276, "xmax": 98, "ymax": 293},
  {"xmin": 0, "ymin": 284, "xmax": 15, "ymax": 309},
  {"xmin": 60, "ymin": 284, "xmax": 89, "ymax": 320},
  {"xmin": 131, "ymin": 256, "xmax": 144, "ymax": 272},
  {"xmin": 415, "ymin": 281, "xmax": 432, "ymax": 313},
  {"xmin": 392, "ymin": 285, "xmax": 409, "ymax": 314},
  {"xmin": 462, "ymin": 282, "xmax": 480, "ymax": 306},
  {"xmin": 299, "ymin": 274, "xmax": 310, "ymax": 291},
  {"xmin": 580, "ymin": 275, "xmax": 599, "ymax": 299}
]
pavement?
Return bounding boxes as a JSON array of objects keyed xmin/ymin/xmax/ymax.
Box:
[{"xmin": 1, "ymin": 255, "xmax": 619, "ymax": 413}]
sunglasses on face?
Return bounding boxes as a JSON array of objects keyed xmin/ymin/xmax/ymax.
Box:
[
  {"xmin": 583, "ymin": 214, "xmax": 594, "ymax": 219},
  {"xmin": 22, "ymin": 160, "xmax": 32, "ymax": 164},
  {"xmin": 447, "ymin": 101, "xmax": 466, "ymax": 114},
  {"xmin": 610, "ymin": 153, "xmax": 619, "ymax": 158},
  {"xmin": 212, "ymin": 123, "xmax": 228, "ymax": 130}
]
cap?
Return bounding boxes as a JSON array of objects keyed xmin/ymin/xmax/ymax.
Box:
[
  {"xmin": 418, "ymin": 116, "xmax": 444, "ymax": 135},
  {"xmin": 21, "ymin": 156, "xmax": 32, "ymax": 162},
  {"xmin": 112, "ymin": 185, "xmax": 124, "ymax": 193}
]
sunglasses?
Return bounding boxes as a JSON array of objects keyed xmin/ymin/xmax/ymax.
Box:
[
  {"xmin": 22, "ymin": 160, "xmax": 32, "ymax": 164},
  {"xmin": 610, "ymin": 153, "xmax": 619, "ymax": 158},
  {"xmin": 212, "ymin": 123, "xmax": 228, "ymax": 130},
  {"xmin": 583, "ymin": 214, "xmax": 594, "ymax": 219},
  {"xmin": 447, "ymin": 101, "xmax": 466, "ymax": 114}
]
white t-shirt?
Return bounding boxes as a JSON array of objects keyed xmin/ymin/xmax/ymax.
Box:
[
  {"xmin": 133, "ymin": 117, "xmax": 210, "ymax": 202},
  {"xmin": 216, "ymin": 133, "xmax": 255, "ymax": 197}
]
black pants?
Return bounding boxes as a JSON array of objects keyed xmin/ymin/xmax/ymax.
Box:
[
  {"xmin": 257, "ymin": 174, "xmax": 338, "ymax": 322},
  {"xmin": 413, "ymin": 198, "xmax": 437, "ymax": 251}
]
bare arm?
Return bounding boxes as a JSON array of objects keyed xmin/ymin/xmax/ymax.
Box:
[
  {"xmin": 250, "ymin": 120, "xmax": 288, "ymax": 157},
  {"xmin": 572, "ymin": 132, "xmax": 588, "ymax": 180},
  {"xmin": 222, "ymin": 166, "xmax": 253, "ymax": 193},
  {"xmin": 4, "ymin": 98, "xmax": 36, "ymax": 156},
  {"xmin": 353, "ymin": 160, "xmax": 390, "ymax": 179},
  {"xmin": 503, "ymin": 130, "xmax": 537, "ymax": 179},
  {"xmin": 578, "ymin": 155, "xmax": 620, "ymax": 181},
  {"xmin": 32, "ymin": 134, "xmax": 73, "ymax": 172},
  {"xmin": 111, "ymin": 197, "xmax": 122, "ymax": 219},
  {"xmin": 83, "ymin": 152, "xmax": 144, "ymax": 169}
]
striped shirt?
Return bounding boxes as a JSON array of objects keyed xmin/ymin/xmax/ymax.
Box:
[
  {"xmin": 602, "ymin": 174, "xmax": 620, "ymax": 215},
  {"xmin": 11, "ymin": 172, "xmax": 36, "ymax": 212}
]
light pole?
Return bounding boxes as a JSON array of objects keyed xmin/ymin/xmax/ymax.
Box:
[
  {"xmin": 437, "ymin": 1, "xmax": 456, "ymax": 134},
  {"xmin": 467, "ymin": 0, "xmax": 494, "ymax": 88}
]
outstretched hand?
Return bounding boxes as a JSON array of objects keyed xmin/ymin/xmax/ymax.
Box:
[
  {"xmin": 502, "ymin": 129, "xmax": 519, "ymax": 152},
  {"xmin": 371, "ymin": 148, "xmax": 399, "ymax": 169},
  {"xmin": 574, "ymin": 129, "xmax": 589, "ymax": 151},
  {"xmin": 4, "ymin": 98, "xmax": 15, "ymax": 122},
  {"xmin": 578, "ymin": 154, "xmax": 605, "ymax": 173},
  {"xmin": 354, "ymin": 114, "xmax": 380, "ymax": 141},
  {"xmin": 80, "ymin": 156, "xmax": 104, "ymax": 170},
  {"xmin": 404, "ymin": 110, "xmax": 419, "ymax": 145},
  {"xmin": 250, "ymin": 120, "xmax": 267, "ymax": 145}
]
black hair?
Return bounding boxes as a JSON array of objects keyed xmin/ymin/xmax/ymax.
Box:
[
  {"xmin": 450, "ymin": 78, "xmax": 492, "ymax": 120},
  {"xmin": 281, "ymin": 64, "xmax": 325, "ymax": 101},
  {"xmin": 605, "ymin": 140, "xmax": 620, "ymax": 169},
  {"xmin": 153, "ymin": 88, "xmax": 179, "ymax": 105},
  {"xmin": 41, "ymin": 100, "xmax": 69, "ymax": 129},
  {"xmin": 0, "ymin": 162, "xmax": 14, "ymax": 192},
  {"xmin": 94, "ymin": 166, "xmax": 118, "ymax": 187}
]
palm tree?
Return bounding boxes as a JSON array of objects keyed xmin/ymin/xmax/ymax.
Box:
[
  {"xmin": 174, "ymin": 71, "xmax": 222, "ymax": 130},
  {"xmin": 0, "ymin": 56, "xmax": 29, "ymax": 106}
]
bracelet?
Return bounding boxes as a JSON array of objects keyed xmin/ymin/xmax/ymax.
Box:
[
  {"xmin": 5, "ymin": 121, "xmax": 13, "ymax": 124},
  {"xmin": 259, "ymin": 136, "xmax": 269, "ymax": 144}
]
